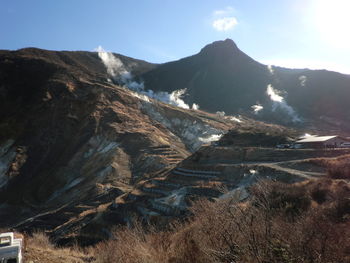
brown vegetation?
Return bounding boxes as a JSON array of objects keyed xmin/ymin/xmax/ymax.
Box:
[
  {"xmin": 20, "ymin": 177, "xmax": 350, "ymax": 262},
  {"xmin": 91, "ymin": 179, "xmax": 350, "ymax": 263},
  {"xmin": 24, "ymin": 232, "xmax": 94, "ymax": 263},
  {"xmin": 326, "ymin": 155, "xmax": 350, "ymax": 179}
]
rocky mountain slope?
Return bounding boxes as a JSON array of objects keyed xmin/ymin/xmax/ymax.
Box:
[
  {"xmin": 0, "ymin": 47, "xmax": 293, "ymax": 244},
  {"xmin": 141, "ymin": 39, "xmax": 350, "ymax": 129},
  {"xmin": 142, "ymin": 39, "xmax": 269, "ymax": 114},
  {"xmin": 0, "ymin": 41, "xmax": 349, "ymax": 245}
]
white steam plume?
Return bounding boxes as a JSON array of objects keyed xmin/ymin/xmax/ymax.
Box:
[
  {"xmin": 267, "ymin": 84, "xmax": 283, "ymax": 103},
  {"xmin": 216, "ymin": 111, "xmax": 243, "ymax": 123},
  {"xmin": 170, "ymin": 89, "xmax": 190, "ymax": 109},
  {"xmin": 266, "ymin": 84, "xmax": 301, "ymax": 122},
  {"xmin": 132, "ymin": 88, "xmax": 190, "ymax": 109},
  {"xmin": 299, "ymin": 75, "xmax": 307, "ymax": 87},
  {"xmin": 216, "ymin": 111, "xmax": 226, "ymax": 117},
  {"xmin": 251, "ymin": 104, "xmax": 263, "ymax": 114},
  {"xmin": 229, "ymin": 116, "xmax": 242, "ymax": 123},
  {"xmin": 267, "ymin": 65, "xmax": 274, "ymax": 75},
  {"xmin": 95, "ymin": 46, "xmax": 128, "ymax": 78},
  {"xmin": 192, "ymin": 103, "xmax": 199, "ymax": 110},
  {"xmin": 199, "ymin": 134, "xmax": 222, "ymax": 143},
  {"xmin": 96, "ymin": 46, "xmax": 194, "ymax": 110}
]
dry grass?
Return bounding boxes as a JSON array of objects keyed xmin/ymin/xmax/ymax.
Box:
[
  {"xmin": 326, "ymin": 155, "xmax": 350, "ymax": 179},
  {"xmin": 28, "ymin": 231, "xmax": 54, "ymax": 250},
  {"xmin": 91, "ymin": 179, "xmax": 350, "ymax": 263},
  {"xmin": 24, "ymin": 232, "xmax": 94, "ymax": 263},
  {"xmin": 20, "ymin": 177, "xmax": 350, "ymax": 263},
  {"xmin": 93, "ymin": 222, "xmax": 175, "ymax": 263},
  {"xmin": 300, "ymin": 154, "xmax": 350, "ymax": 180}
]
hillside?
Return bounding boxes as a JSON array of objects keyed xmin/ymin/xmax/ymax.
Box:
[
  {"xmin": 141, "ymin": 39, "xmax": 270, "ymax": 114},
  {"xmin": 23, "ymin": 175, "xmax": 350, "ymax": 263},
  {"xmin": 1, "ymin": 42, "xmax": 350, "ymax": 248},
  {"xmin": 0, "ymin": 47, "xmax": 300, "ymax": 244},
  {"xmin": 141, "ymin": 39, "xmax": 350, "ymax": 129}
]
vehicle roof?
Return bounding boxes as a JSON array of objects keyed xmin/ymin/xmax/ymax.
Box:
[{"xmin": 296, "ymin": 135, "xmax": 337, "ymax": 143}]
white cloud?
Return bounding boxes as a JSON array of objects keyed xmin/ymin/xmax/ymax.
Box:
[
  {"xmin": 212, "ymin": 6, "xmax": 238, "ymax": 32},
  {"xmin": 213, "ymin": 17, "xmax": 238, "ymax": 31},
  {"xmin": 213, "ymin": 6, "xmax": 234, "ymax": 16}
]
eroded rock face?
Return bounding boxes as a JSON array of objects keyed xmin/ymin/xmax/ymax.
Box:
[
  {"xmin": 1, "ymin": 46, "xmax": 337, "ymax": 246},
  {"xmin": 0, "ymin": 48, "xmax": 237, "ymax": 244},
  {"xmin": 140, "ymin": 100, "xmax": 224, "ymax": 151}
]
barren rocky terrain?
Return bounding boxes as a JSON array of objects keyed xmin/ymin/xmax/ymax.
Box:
[{"xmin": 0, "ymin": 40, "xmax": 350, "ymax": 247}]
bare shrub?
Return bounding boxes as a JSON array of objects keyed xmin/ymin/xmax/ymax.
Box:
[
  {"xmin": 92, "ymin": 179, "xmax": 350, "ymax": 263},
  {"xmin": 327, "ymin": 157, "xmax": 350, "ymax": 179},
  {"xmin": 188, "ymin": 199, "xmax": 241, "ymax": 262},
  {"xmin": 251, "ymin": 180, "xmax": 311, "ymax": 219},
  {"xmin": 168, "ymin": 227, "xmax": 208, "ymax": 263},
  {"xmin": 289, "ymin": 209, "xmax": 350, "ymax": 263},
  {"xmin": 94, "ymin": 222, "xmax": 172, "ymax": 263},
  {"xmin": 94, "ymin": 225, "xmax": 146, "ymax": 263},
  {"xmin": 29, "ymin": 231, "xmax": 54, "ymax": 250},
  {"xmin": 310, "ymin": 179, "xmax": 332, "ymax": 204}
]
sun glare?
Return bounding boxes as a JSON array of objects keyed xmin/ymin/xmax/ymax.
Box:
[{"xmin": 313, "ymin": 0, "xmax": 350, "ymax": 49}]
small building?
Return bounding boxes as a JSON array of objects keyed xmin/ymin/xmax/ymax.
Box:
[{"xmin": 295, "ymin": 135, "xmax": 350, "ymax": 148}]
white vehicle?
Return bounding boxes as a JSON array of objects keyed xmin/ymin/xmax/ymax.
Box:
[{"xmin": 0, "ymin": 232, "xmax": 23, "ymax": 263}]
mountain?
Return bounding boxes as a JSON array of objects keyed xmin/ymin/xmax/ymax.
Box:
[
  {"xmin": 1, "ymin": 40, "xmax": 350, "ymax": 245},
  {"xmin": 140, "ymin": 39, "xmax": 350, "ymax": 130},
  {"xmin": 0, "ymin": 47, "xmax": 290, "ymax": 244},
  {"xmin": 141, "ymin": 39, "xmax": 270, "ymax": 114}
]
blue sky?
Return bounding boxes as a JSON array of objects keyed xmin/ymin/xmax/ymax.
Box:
[{"xmin": 1, "ymin": 0, "xmax": 349, "ymax": 73}]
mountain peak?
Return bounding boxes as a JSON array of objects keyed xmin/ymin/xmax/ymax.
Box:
[{"xmin": 200, "ymin": 39, "xmax": 239, "ymax": 55}]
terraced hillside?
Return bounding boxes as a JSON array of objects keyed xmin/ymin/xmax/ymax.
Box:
[{"xmin": 122, "ymin": 139, "xmax": 350, "ymax": 224}]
